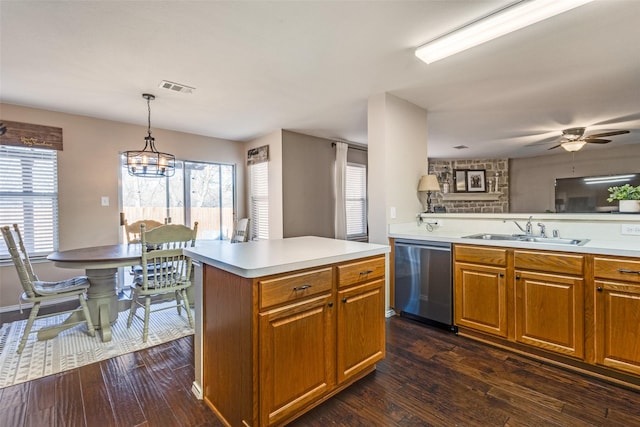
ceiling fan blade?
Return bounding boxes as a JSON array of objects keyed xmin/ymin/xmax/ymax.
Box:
[
  {"xmin": 525, "ymin": 135, "xmax": 563, "ymax": 147},
  {"xmin": 586, "ymin": 130, "xmax": 630, "ymax": 139},
  {"xmin": 547, "ymin": 144, "xmax": 562, "ymax": 150},
  {"xmin": 585, "ymin": 139, "xmax": 611, "ymax": 144}
]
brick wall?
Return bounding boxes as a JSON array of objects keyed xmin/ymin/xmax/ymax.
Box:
[{"xmin": 427, "ymin": 158, "xmax": 509, "ymax": 213}]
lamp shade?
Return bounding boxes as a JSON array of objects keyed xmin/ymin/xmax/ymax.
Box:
[{"xmin": 418, "ymin": 175, "xmax": 441, "ymax": 192}]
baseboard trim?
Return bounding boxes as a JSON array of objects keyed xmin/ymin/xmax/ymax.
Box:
[{"xmin": 191, "ymin": 381, "xmax": 203, "ymax": 400}]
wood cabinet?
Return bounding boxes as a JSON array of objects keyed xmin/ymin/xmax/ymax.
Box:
[
  {"xmin": 594, "ymin": 256, "xmax": 640, "ymax": 376},
  {"xmin": 454, "ymin": 245, "xmax": 508, "ymax": 338},
  {"xmin": 259, "ymin": 294, "xmax": 334, "ymax": 426},
  {"xmin": 202, "ymin": 255, "xmax": 386, "ymax": 426},
  {"xmin": 336, "ymin": 278, "xmax": 385, "ymax": 383},
  {"xmin": 454, "ymin": 243, "xmax": 640, "ymax": 388},
  {"xmin": 514, "ymin": 250, "xmax": 585, "ymax": 359},
  {"xmin": 336, "ymin": 257, "xmax": 386, "ymax": 384}
]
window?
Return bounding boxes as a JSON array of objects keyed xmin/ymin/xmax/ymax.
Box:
[
  {"xmin": 121, "ymin": 158, "xmax": 235, "ymax": 240},
  {"xmin": 345, "ymin": 163, "xmax": 367, "ymax": 240},
  {"xmin": 250, "ymin": 161, "xmax": 269, "ymax": 240},
  {"xmin": 0, "ymin": 145, "xmax": 58, "ymax": 260}
]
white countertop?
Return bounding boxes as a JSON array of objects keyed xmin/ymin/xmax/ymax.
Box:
[
  {"xmin": 389, "ymin": 218, "xmax": 640, "ymax": 258},
  {"xmin": 184, "ymin": 236, "xmax": 390, "ymax": 278}
]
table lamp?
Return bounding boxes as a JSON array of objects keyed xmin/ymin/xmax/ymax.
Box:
[{"xmin": 418, "ymin": 174, "xmax": 441, "ymax": 213}]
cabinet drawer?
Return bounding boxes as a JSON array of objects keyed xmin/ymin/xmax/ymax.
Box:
[
  {"xmin": 259, "ymin": 267, "xmax": 333, "ymax": 309},
  {"xmin": 594, "ymin": 257, "xmax": 640, "ymax": 283},
  {"xmin": 454, "ymin": 244, "xmax": 507, "ymax": 266},
  {"xmin": 514, "ymin": 250, "xmax": 583, "ymax": 276},
  {"xmin": 337, "ymin": 256, "xmax": 385, "ymax": 288}
]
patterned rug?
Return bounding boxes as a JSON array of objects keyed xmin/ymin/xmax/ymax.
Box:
[{"xmin": 0, "ymin": 301, "xmax": 194, "ymax": 389}]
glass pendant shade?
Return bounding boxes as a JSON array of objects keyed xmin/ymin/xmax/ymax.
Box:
[
  {"xmin": 125, "ymin": 94, "xmax": 176, "ymax": 178},
  {"xmin": 561, "ymin": 140, "xmax": 587, "ymax": 152}
]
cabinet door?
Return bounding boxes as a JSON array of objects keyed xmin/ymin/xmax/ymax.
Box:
[
  {"xmin": 515, "ymin": 270, "xmax": 584, "ymax": 359},
  {"xmin": 337, "ymin": 279, "xmax": 385, "ymax": 384},
  {"xmin": 259, "ymin": 294, "xmax": 335, "ymax": 426},
  {"xmin": 595, "ymin": 280, "xmax": 640, "ymax": 376},
  {"xmin": 454, "ymin": 262, "xmax": 507, "ymax": 337}
]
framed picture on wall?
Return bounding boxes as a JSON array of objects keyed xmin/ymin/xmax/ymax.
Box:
[
  {"xmin": 467, "ymin": 169, "xmax": 487, "ymax": 192},
  {"xmin": 454, "ymin": 169, "xmax": 467, "ymax": 192}
]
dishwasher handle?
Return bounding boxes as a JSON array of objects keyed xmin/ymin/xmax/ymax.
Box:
[{"xmin": 395, "ymin": 240, "xmax": 451, "ymax": 252}]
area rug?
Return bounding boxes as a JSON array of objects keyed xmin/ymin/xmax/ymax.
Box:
[{"xmin": 0, "ymin": 301, "xmax": 194, "ymax": 389}]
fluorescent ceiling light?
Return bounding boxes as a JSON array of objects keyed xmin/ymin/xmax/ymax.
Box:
[
  {"xmin": 584, "ymin": 174, "xmax": 636, "ymax": 185},
  {"xmin": 415, "ymin": 0, "xmax": 593, "ymax": 64}
]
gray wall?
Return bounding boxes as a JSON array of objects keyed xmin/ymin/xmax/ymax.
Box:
[
  {"xmin": 282, "ymin": 131, "xmax": 336, "ymax": 238},
  {"xmin": 510, "ymin": 144, "xmax": 640, "ymax": 212},
  {"xmin": 281, "ymin": 131, "xmax": 369, "ymax": 238}
]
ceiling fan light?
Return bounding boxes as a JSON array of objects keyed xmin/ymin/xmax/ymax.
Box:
[
  {"xmin": 562, "ymin": 127, "xmax": 586, "ymax": 141},
  {"xmin": 561, "ymin": 140, "xmax": 587, "ymax": 152},
  {"xmin": 415, "ymin": 0, "xmax": 593, "ymax": 64}
]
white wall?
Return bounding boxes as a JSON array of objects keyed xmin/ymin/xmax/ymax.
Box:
[{"xmin": 368, "ymin": 93, "xmax": 428, "ymax": 245}]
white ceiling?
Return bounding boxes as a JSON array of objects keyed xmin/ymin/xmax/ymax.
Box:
[{"xmin": 1, "ymin": 0, "xmax": 639, "ymax": 159}]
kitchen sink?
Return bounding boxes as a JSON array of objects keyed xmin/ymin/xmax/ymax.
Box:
[
  {"xmin": 517, "ymin": 236, "xmax": 589, "ymax": 246},
  {"xmin": 462, "ymin": 233, "xmax": 589, "ymax": 246},
  {"xmin": 462, "ymin": 233, "xmax": 524, "ymax": 241}
]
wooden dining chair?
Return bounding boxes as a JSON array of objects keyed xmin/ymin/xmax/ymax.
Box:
[
  {"xmin": 230, "ymin": 217, "xmax": 250, "ymax": 243},
  {"xmin": 123, "ymin": 218, "xmax": 164, "ymax": 244},
  {"xmin": 121, "ymin": 217, "xmax": 167, "ymax": 282},
  {"xmin": 127, "ymin": 222, "xmax": 198, "ymax": 342},
  {"xmin": 1, "ymin": 224, "xmax": 95, "ymax": 353}
]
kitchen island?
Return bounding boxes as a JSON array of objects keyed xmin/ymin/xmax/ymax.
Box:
[{"xmin": 184, "ymin": 236, "xmax": 389, "ymax": 426}]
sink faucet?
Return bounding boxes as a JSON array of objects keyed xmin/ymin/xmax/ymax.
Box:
[
  {"xmin": 508, "ymin": 216, "xmax": 533, "ymax": 235},
  {"xmin": 537, "ymin": 222, "xmax": 547, "ymax": 238}
]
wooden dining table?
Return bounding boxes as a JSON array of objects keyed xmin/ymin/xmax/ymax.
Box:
[{"xmin": 47, "ymin": 244, "xmax": 142, "ymax": 342}]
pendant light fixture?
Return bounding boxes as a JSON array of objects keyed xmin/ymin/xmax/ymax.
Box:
[{"xmin": 125, "ymin": 93, "xmax": 175, "ymax": 177}]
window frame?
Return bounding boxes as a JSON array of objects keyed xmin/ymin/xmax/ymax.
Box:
[
  {"xmin": 345, "ymin": 162, "xmax": 367, "ymax": 241},
  {"xmin": 249, "ymin": 161, "xmax": 269, "ymax": 240},
  {"xmin": 120, "ymin": 156, "xmax": 237, "ymax": 241},
  {"xmin": 0, "ymin": 145, "xmax": 59, "ymax": 262}
]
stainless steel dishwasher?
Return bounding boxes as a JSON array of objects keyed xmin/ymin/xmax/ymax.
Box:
[{"xmin": 394, "ymin": 239, "xmax": 456, "ymax": 332}]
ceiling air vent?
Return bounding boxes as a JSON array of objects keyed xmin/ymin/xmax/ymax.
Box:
[
  {"xmin": 158, "ymin": 80, "xmax": 195, "ymax": 94},
  {"xmin": 453, "ymin": 145, "xmax": 469, "ymax": 150}
]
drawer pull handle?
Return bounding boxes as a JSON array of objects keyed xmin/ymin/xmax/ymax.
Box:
[
  {"xmin": 328, "ymin": 302, "xmax": 334, "ymax": 307},
  {"xmin": 359, "ymin": 270, "xmax": 374, "ymax": 275},
  {"xmin": 597, "ymin": 287, "xmax": 603, "ymax": 292},
  {"xmin": 618, "ymin": 269, "xmax": 640, "ymax": 275},
  {"xmin": 342, "ymin": 297, "xmax": 348, "ymax": 303},
  {"xmin": 293, "ymin": 284, "xmax": 311, "ymax": 291}
]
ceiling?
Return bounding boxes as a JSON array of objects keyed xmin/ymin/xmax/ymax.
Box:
[{"xmin": 1, "ymin": 1, "xmax": 639, "ymax": 159}]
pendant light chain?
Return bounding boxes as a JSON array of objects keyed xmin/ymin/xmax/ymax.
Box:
[{"xmin": 146, "ymin": 94, "xmax": 152, "ymax": 141}]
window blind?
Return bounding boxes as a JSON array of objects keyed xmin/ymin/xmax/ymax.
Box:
[
  {"xmin": 0, "ymin": 145, "xmax": 59, "ymax": 260},
  {"xmin": 250, "ymin": 162, "xmax": 269, "ymax": 240},
  {"xmin": 345, "ymin": 163, "xmax": 367, "ymax": 239}
]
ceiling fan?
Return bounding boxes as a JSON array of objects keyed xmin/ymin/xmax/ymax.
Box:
[{"xmin": 548, "ymin": 127, "xmax": 630, "ymax": 152}]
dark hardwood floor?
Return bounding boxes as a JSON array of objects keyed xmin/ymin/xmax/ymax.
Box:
[{"xmin": 1, "ymin": 316, "xmax": 639, "ymax": 426}]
